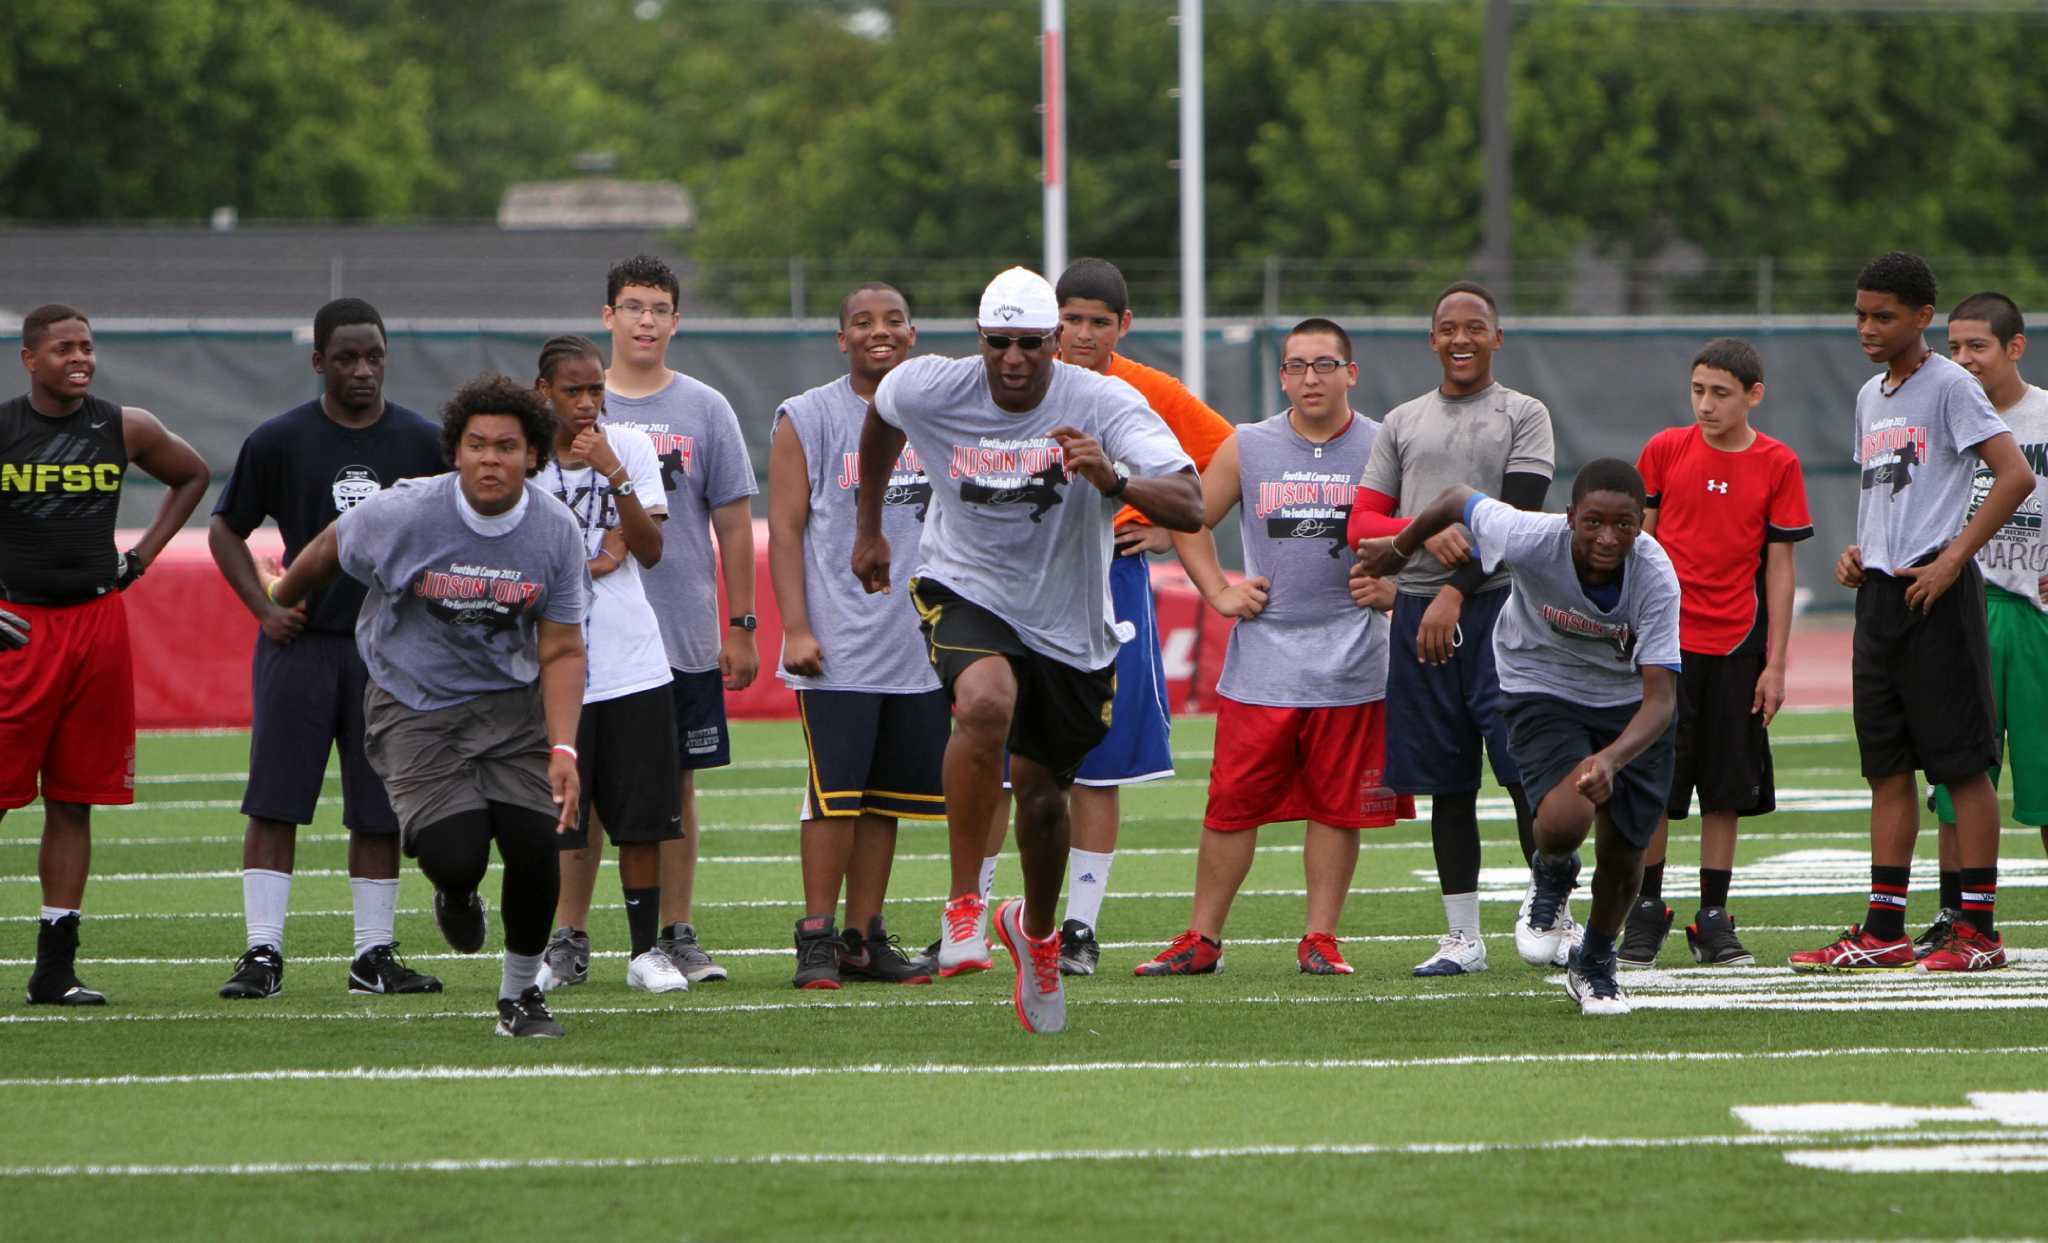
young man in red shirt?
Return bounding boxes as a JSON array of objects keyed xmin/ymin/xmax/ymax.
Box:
[{"xmin": 1623, "ymin": 339, "xmax": 1811, "ymax": 967}]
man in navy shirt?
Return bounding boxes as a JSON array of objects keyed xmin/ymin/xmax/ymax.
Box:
[{"xmin": 209, "ymin": 299, "xmax": 446, "ymax": 999}]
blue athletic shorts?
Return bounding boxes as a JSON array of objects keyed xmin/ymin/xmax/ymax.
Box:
[
  {"xmin": 242, "ymin": 631, "xmax": 398, "ymax": 834},
  {"xmin": 1073, "ymin": 552, "xmax": 1173, "ymax": 786},
  {"xmin": 669, "ymin": 667, "xmax": 732, "ymax": 770},
  {"xmin": 1385, "ymin": 586, "xmax": 1521, "ymax": 794}
]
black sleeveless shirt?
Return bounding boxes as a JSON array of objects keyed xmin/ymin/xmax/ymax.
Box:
[{"xmin": 0, "ymin": 393, "xmax": 129, "ymax": 604}]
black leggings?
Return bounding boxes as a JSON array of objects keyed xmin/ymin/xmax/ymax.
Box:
[
  {"xmin": 1429, "ymin": 783, "xmax": 1538, "ymax": 894},
  {"xmin": 411, "ymin": 802, "xmax": 561, "ymax": 956}
]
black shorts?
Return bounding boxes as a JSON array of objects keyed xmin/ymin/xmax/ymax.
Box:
[
  {"xmin": 796, "ymin": 689, "xmax": 949, "ymax": 821},
  {"xmin": 1852, "ymin": 559, "xmax": 1999, "ymax": 785},
  {"xmin": 561, "ymin": 684, "xmax": 684, "ymax": 849},
  {"xmin": 1667, "ymin": 650, "xmax": 1776, "ymax": 819},
  {"xmin": 1503, "ymin": 691, "xmax": 1675, "ymax": 849},
  {"xmin": 669, "ymin": 667, "xmax": 732, "ymax": 770},
  {"xmin": 908, "ymin": 577, "xmax": 1115, "ymax": 786},
  {"xmin": 243, "ymin": 632, "xmax": 397, "ymax": 835}
]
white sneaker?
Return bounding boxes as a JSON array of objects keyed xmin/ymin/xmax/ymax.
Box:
[
  {"xmin": 627, "ymin": 948, "xmax": 690, "ymax": 994},
  {"xmin": 992, "ymin": 899, "xmax": 1065, "ymax": 1034},
  {"xmin": 937, "ymin": 893, "xmax": 993, "ymax": 978},
  {"xmin": 1515, "ymin": 856, "xmax": 1582, "ymax": 967},
  {"xmin": 1550, "ymin": 904, "xmax": 1585, "ymax": 968},
  {"xmin": 1565, "ymin": 948, "xmax": 1631, "ymax": 1016},
  {"xmin": 1413, "ymin": 928, "xmax": 1489, "ymax": 976}
]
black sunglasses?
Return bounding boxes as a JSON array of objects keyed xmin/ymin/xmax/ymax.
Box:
[{"xmin": 981, "ymin": 332, "xmax": 1047, "ymax": 352}]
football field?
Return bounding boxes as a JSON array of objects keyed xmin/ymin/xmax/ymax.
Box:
[{"xmin": 3, "ymin": 712, "xmax": 2044, "ymax": 1241}]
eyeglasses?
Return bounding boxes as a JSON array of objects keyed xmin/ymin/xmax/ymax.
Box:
[
  {"xmin": 612, "ymin": 300, "xmax": 676, "ymax": 321},
  {"xmin": 1280, "ymin": 357, "xmax": 1347, "ymax": 376},
  {"xmin": 981, "ymin": 333, "xmax": 1047, "ymax": 352}
]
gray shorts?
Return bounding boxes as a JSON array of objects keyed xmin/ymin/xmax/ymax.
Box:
[{"xmin": 362, "ymin": 681, "xmax": 555, "ymax": 852}]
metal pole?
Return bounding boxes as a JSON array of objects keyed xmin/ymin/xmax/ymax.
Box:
[
  {"xmin": 1177, "ymin": 0, "xmax": 1204, "ymax": 399},
  {"xmin": 1481, "ymin": 0, "xmax": 1512, "ymax": 309},
  {"xmin": 1042, "ymin": 0, "xmax": 1067, "ymax": 280}
]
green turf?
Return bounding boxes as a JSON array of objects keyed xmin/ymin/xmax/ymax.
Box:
[{"xmin": 1, "ymin": 712, "xmax": 2043, "ymax": 1241}]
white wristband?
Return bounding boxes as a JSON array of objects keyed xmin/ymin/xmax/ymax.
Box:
[{"xmin": 551, "ymin": 743, "xmax": 578, "ymax": 761}]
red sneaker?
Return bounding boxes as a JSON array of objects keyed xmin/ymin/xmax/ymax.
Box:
[
  {"xmin": 1917, "ymin": 920, "xmax": 2007, "ymax": 973},
  {"xmin": 1133, "ymin": 929, "xmax": 1224, "ymax": 976},
  {"xmin": 1298, "ymin": 932, "xmax": 1354, "ymax": 975},
  {"xmin": 1787, "ymin": 925, "xmax": 1915, "ymax": 973}
]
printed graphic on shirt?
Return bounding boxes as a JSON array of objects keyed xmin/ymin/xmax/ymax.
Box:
[
  {"xmin": 837, "ymin": 446, "xmax": 933, "ymax": 521},
  {"xmin": 332, "ymin": 466, "xmax": 381, "ymax": 513},
  {"xmin": 950, "ymin": 438, "xmax": 1069, "ymax": 522},
  {"xmin": 414, "ymin": 562, "xmax": 545, "ymax": 633},
  {"xmin": 1539, "ymin": 603, "xmax": 1636, "ymax": 663},
  {"xmin": 606, "ymin": 423, "xmax": 695, "ymax": 493},
  {"xmin": 1253, "ymin": 471, "xmax": 1356, "ymax": 557},
  {"xmin": 1967, "ymin": 438, "xmax": 2048, "ymax": 580},
  {"xmin": 1859, "ymin": 417, "xmax": 1926, "ymax": 497}
]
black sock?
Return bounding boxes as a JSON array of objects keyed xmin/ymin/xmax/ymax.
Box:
[
  {"xmin": 622, "ymin": 886, "xmax": 660, "ymax": 957},
  {"xmin": 1938, "ymin": 869, "xmax": 1962, "ymax": 913},
  {"xmin": 1960, "ymin": 867, "xmax": 1997, "ymax": 937},
  {"xmin": 1640, "ymin": 861, "xmax": 1665, "ymax": 903},
  {"xmin": 1430, "ymin": 790, "xmax": 1482, "ymax": 894},
  {"xmin": 1505, "ymin": 782, "xmax": 1537, "ymax": 867},
  {"xmin": 1581, "ymin": 926, "xmax": 1616, "ymax": 964},
  {"xmin": 1699, "ymin": 868, "xmax": 1732, "ymax": 910},
  {"xmin": 1866, "ymin": 864, "xmax": 1911, "ymax": 941}
]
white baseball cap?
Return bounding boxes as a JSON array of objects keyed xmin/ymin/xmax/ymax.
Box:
[{"xmin": 977, "ymin": 266, "xmax": 1059, "ymax": 332}]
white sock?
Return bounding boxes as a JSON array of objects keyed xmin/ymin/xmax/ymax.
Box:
[
  {"xmin": 39, "ymin": 906, "xmax": 79, "ymax": 924},
  {"xmin": 243, "ymin": 869, "xmax": 291, "ymax": 953},
  {"xmin": 1443, "ymin": 891, "xmax": 1480, "ymax": 939},
  {"xmin": 977, "ymin": 855, "xmax": 1000, "ymax": 943},
  {"xmin": 351, "ymin": 877, "xmax": 400, "ymax": 958},
  {"xmin": 1065, "ymin": 849, "xmax": 1114, "ymax": 931},
  {"xmin": 501, "ymin": 951, "xmax": 543, "ymax": 1000}
]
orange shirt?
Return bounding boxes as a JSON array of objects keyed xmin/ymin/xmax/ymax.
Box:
[{"xmin": 1102, "ymin": 352, "xmax": 1234, "ymax": 526}]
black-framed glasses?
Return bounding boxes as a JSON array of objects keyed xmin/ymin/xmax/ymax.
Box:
[
  {"xmin": 981, "ymin": 332, "xmax": 1047, "ymax": 352},
  {"xmin": 1280, "ymin": 357, "xmax": 1347, "ymax": 376}
]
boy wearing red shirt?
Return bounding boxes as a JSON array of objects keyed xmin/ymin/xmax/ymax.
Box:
[{"xmin": 1624, "ymin": 339, "xmax": 1811, "ymax": 967}]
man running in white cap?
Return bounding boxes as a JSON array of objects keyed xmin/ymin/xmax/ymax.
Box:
[{"xmin": 852, "ymin": 267, "xmax": 1203, "ymax": 1034}]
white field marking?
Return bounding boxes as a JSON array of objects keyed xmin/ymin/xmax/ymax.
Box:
[
  {"xmin": 1465, "ymin": 848, "xmax": 2048, "ymax": 902},
  {"xmin": 2, "ymin": 1128, "xmax": 2044, "ymax": 1180},
  {"xmin": 1784, "ymin": 1143, "xmax": 2048, "ymax": 1174},
  {"xmin": 1735, "ymin": 1103, "xmax": 2001, "ymax": 1133},
  {"xmin": 7, "ymin": 1045, "xmax": 2048, "ymax": 1092},
  {"xmin": 1975, "ymin": 1091, "xmax": 2048, "ymax": 1126}
]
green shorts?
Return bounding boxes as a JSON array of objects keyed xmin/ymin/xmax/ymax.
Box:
[{"xmin": 1934, "ymin": 584, "xmax": 2048, "ymax": 826}]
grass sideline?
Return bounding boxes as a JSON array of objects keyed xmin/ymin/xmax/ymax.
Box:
[{"xmin": 1, "ymin": 712, "xmax": 2044, "ymax": 1242}]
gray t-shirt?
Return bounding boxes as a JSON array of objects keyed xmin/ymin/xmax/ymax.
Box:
[
  {"xmin": 774, "ymin": 375, "xmax": 940, "ymax": 693},
  {"xmin": 1852, "ymin": 352, "xmax": 2010, "ymax": 575},
  {"xmin": 1218, "ymin": 409, "xmax": 1389, "ymax": 708},
  {"xmin": 1965, "ymin": 383, "xmax": 2048, "ymax": 613},
  {"xmin": 875, "ymin": 354, "xmax": 1195, "ymax": 671},
  {"xmin": 603, "ymin": 372, "xmax": 758, "ymax": 673},
  {"xmin": 1361, "ymin": 382, "xmax": 1554, "ymax": 597},
  {"xmin": 336, "ymin": 473, "xmax": 590, "ymax": 712},
  {"xmin": 1465, "ymin": 494, "xmax": 1682, "ymax": 708}
]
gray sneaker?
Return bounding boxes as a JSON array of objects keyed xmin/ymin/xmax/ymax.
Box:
[
  {"xmin": 534, "ymin": 926, "xmax": 589, "ymax": 991},
  {"xmin": 992, "ymin": 899, "xmax": 1065, "ymax": 1035},
  {"xmin": 659, "ymin": 921, "xmax": 729, "ymax": 983}
]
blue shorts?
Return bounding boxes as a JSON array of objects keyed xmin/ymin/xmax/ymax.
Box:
[
  {"xmin": 670, "ymin": 667, "xmax": 732, "ymax": 770},
  {"xmin": 1073, "ymin": 552, "xmax": 1173, "ymax": 786},
  {"xmin": 242, "ymin": 631, "xmax": 398, "ymax": 834},
  {"xmin": 1385, "ymin": 587, "xmax": 1521, "ymax": 794}
]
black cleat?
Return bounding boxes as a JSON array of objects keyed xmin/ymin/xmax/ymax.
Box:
[
  {"xmin": 434, "ymin": 890, "xmax": 488, "ymax": 954},
  {"xmin": 1685, "ymin": 907, "xmax": 1756, "ymax": 966},
  {"xmin": 220, "ymin": 944, "xmax": 284, "ymax": 999},
  {"xmin": 792, "ymin": 915, "xmax": 842, "ymax": 990},
  {"xmin": 494, "ymin": 986, "xmax": 563, "ymax": 1038},
  {"xmin": 27, "ymin": 913, "xmax": 107, "ymax": 1006},
  {"xmin": 839, "ymin": 916, "xmax": 934, "ymax": 985},
  {"xmin": 1617, "ymin": 899, "xmax": 1674, "ymax": 969},
  {"xmin": 349, "ymin": 942, "xmax": 442, "ymax": 994},
  {"xmin": 1914, "ymin": 908, "xmax": 1960, "ymax": 961},
  {"xmin": 1058, "ymin": 919, "xmax": 1100, "ymax": 977}
]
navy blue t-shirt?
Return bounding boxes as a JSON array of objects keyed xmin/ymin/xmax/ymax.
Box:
[{"xmin": 213, "ymin": 400, "xmax": 443, "ymax": 634}]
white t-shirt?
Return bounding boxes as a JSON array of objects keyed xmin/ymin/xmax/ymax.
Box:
[
  {"xmin": 875, "ymin": 354, "xmax": 1195, "ymax": 671},
  {"xmin": 1968, "ymin": 384, "xmax": 2048, "ymax": 613},
  {"xmin": 543, "ymin": 427, "xmax": 672, "ymax": 703}
]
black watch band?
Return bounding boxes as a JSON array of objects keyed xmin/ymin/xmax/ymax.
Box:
[
  {"xmin": 728, "ymin": 614, "xmax": 758, "ymax": 632},
  {"xmin": 1104, "ymin": 471, "xmax": 1130, "ymax": 498}
]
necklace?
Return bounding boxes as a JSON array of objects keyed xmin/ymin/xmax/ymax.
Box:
[
  {"xmin": 549, "ymin": 460, "xmax": 612, "ymax": 553},
  {"xmin": 1879, "ymin": 349, "xmax": 1930, "ymax": 398}
]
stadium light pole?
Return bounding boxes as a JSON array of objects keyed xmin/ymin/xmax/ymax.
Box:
[
  {"xmin": 1177, "ymin": 0, "xmax": 1205, "ymax": 399},
  {"xmin": 1042, "ymin": 0, "xmax": 1067, "ymax": 281}
]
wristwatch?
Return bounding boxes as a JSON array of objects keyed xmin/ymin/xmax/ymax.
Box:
[
  {"xmin": 608, "ymin": 477, "xmax": 635, "ymax": 498},
  {"xmin": 729, "ymin": 614, "xmax": 758, "ymax": 631}
]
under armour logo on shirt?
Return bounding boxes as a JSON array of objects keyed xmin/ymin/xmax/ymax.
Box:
[{"xmin": 1706, "ymin": 479, "xmax": 1729, "ymax": 494}]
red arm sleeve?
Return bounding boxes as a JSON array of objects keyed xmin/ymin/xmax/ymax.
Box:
[{"xmin": 1347, "ymin": 487, "xmax": 1412, "ymax": 544}]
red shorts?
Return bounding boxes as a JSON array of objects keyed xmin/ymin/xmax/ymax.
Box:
[
  {"xmin": 1204, "ymin": 697, "xmax": 1414, "ymax": 831},
  {"xmin": 0, "ymin": 594, "xmax": 136, "ymax": 810}
]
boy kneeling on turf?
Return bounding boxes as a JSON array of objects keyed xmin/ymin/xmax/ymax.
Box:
[{"xmin": 1356, "ymin": 461, "xmax": 1681, "ymax": 1015}]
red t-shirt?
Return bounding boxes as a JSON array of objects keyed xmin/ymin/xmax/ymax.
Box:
[{"xmin": 1635, "ymin": 425, "xmax": 1813, "ymax": 656}]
